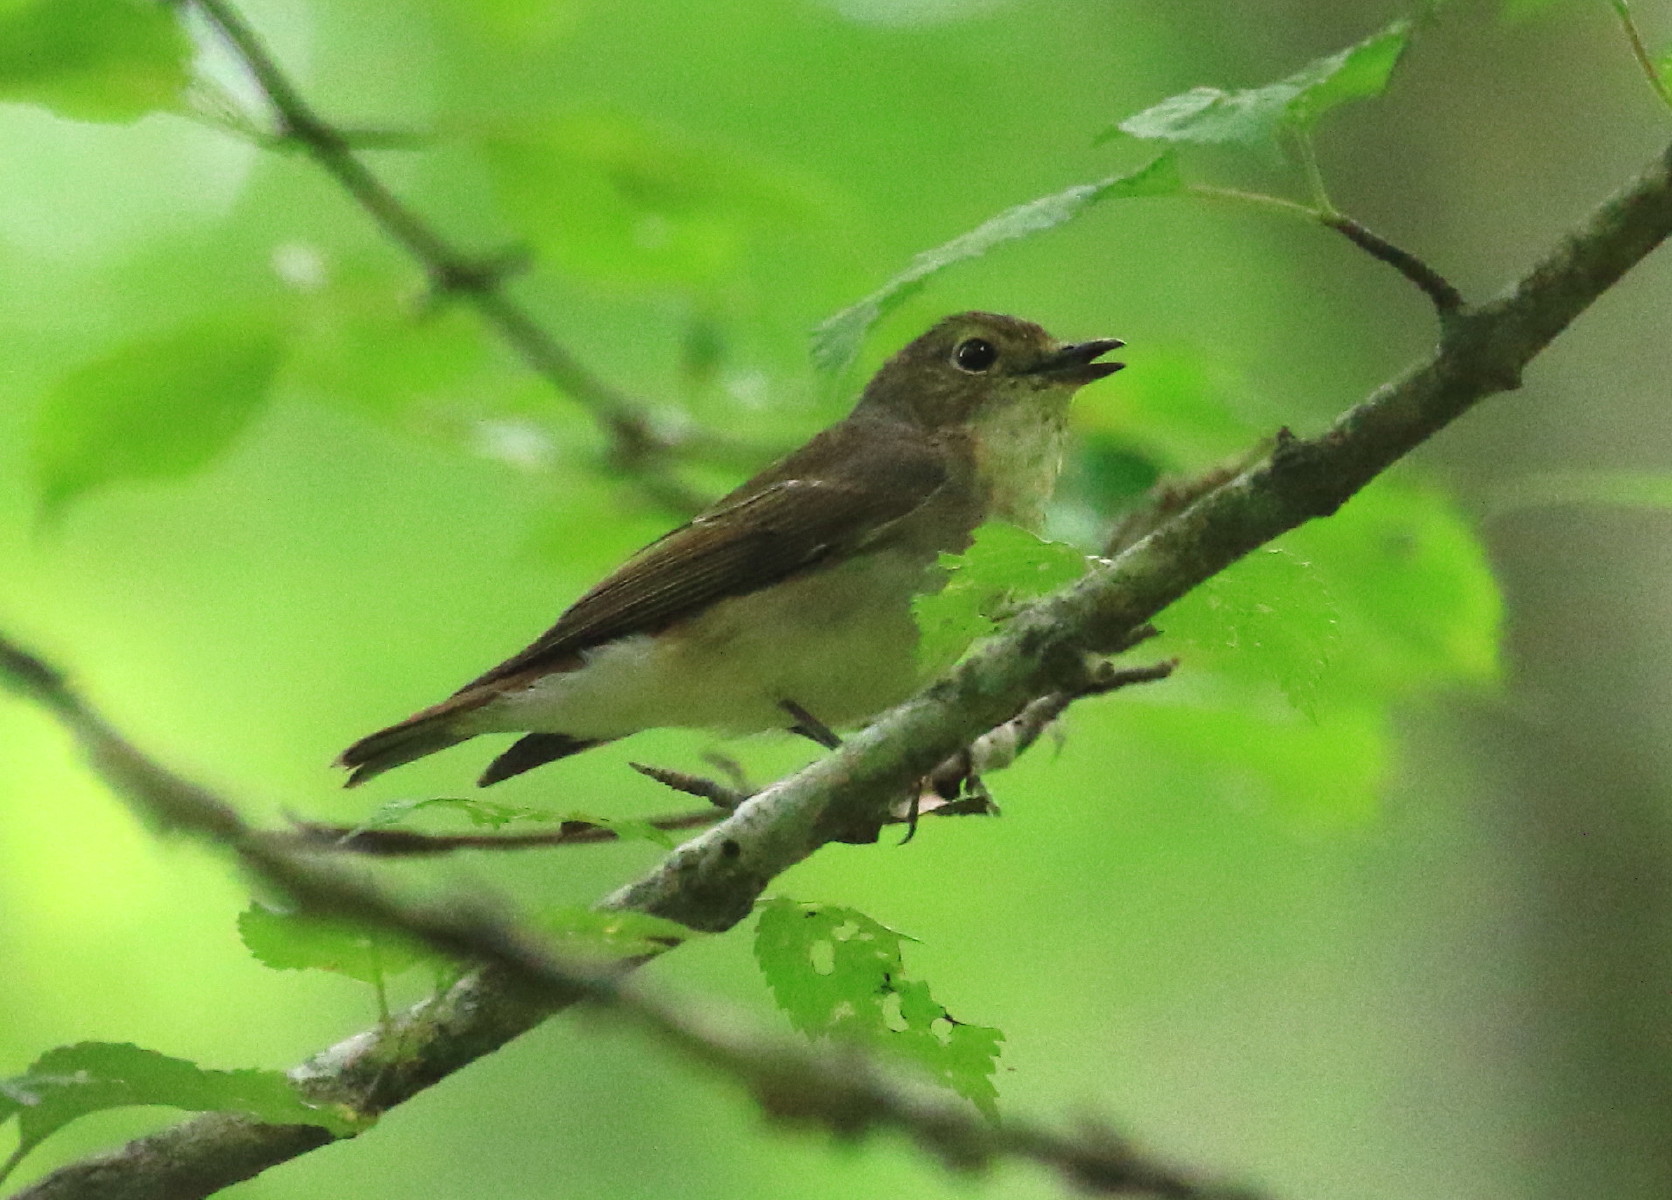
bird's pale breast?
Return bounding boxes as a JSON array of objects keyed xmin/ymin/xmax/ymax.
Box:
[{"xmin": 479, "ymin": 546, "xmax": 937, "ymax": 740}]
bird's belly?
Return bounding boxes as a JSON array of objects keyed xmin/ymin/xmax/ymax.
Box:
[{"xmin": 494, "ymin": 550, "xmax": 934, "ymax": 740}]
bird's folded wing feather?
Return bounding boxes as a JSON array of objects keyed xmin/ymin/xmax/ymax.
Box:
[{"xmin": 455, "ymin": 427, "xmax": 949, "ymax": 694}]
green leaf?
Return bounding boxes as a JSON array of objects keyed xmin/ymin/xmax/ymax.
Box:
[
  {"xmin": 1111, "ymin": 20, "xmax": 1411, "ymax": 149},
  {"xmin": 0, "ymin": 0, "xmax": 192, "ymax": 123},
  {"xmin": 1132, "ymin": 481, "xmax": 1496, "ymax": 828},
  {"xmin": 0, "ymin": 1042, "xmax": 354, "ymax": 1170},
  {"xmin": 1658, "ymin": 48, "xmax": 1672, "ymax": 94},
  {"xmin": 352, "ymin": 797, "xmax": 675, "ymax": 847},
  {"xmin": 532, "ymin": 907, "xmax": 693, "ymax": 960},
  {"xmin": 356, "ymin": 796, "xmax": 561, "ymax": 833},
  {"xmin": 1073, "ymin": 344, "xmax": 1262, "ymax": 469},
  {"xmin": 1156, "ymin": 547, "xmax": 1340, "ymax": 717},
  {"xmin": 31, "ymin": 318, "xmax": 287, "ymax": 520},
  {"xmin": 913, "ymin": 522, "xmax": 1090, "ymax": 671},
  {"xmin": 481, "ymin": 110, "xmax": 825, "ymax": 294},
  {"xmin": 1285, "ymin": 481, "xmax": 1498, "ymax": 694},
  {"xmin": 755, "ymin": 899, "xmax": 1002, "ymax": 1117},
  {"xmin": 811, "ymin": 154, "xmax": 1179, "ymax": 375},
  {"xmin": 237, "ymin": 904, "xmax": 444, "ymax": 984}
]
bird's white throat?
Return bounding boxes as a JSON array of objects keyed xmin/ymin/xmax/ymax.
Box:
[{"xmin": 970, "ymin": 396, "xmax": 1070, "ymax": 531}]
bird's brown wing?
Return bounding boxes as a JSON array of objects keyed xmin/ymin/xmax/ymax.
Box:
[{"xmin": 456, "ymin": 425, "xmax": 951, "ymax": 694}]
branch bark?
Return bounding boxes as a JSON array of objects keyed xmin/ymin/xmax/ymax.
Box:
[
  {"xmin": 0, "ymin": 637, "xmax": 1226, "ymax": 1200},
  {"xmin": 7, "ymin": 130, "xmax": 1671, "ymax": 1200}
]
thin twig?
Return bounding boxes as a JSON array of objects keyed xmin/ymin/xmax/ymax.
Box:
[
  {"xmin": 1188, "ymin": 185, "xmax": 1465, "ymax": 317},
  {"xmin": 1610, "ymin": 0, "xmax": 1672, "ymax": 115},
  {"xmin": 7, "ymin": 127, "xmax": 1672, "ymax": 1200},
  {"xmin": 920, "ymin": 659, "xmax": 1176, "ymax": 802},
  {"xmin": 0, "ymin": 633, "xmax": 1243, "ymax": 1200},
  {"xmin": 257, "ymin": 654, "xmax": 1175, "ymax": 862},
  {"xmin": 185, "ymin": 0, "xmax": 713, "ymax": 510},
  {"xmin": 629, "ymin": 763, "xmax": 751, "ymax": 810},
  {"xmin": 1292, "ymin": 128, "xmax": 1337, "ymax": 216},
  {"xmin": 1320, "ymin": 214, "xmax": 1465, "ymax": 316},
  {"xmin": 284, "ymin": 808, "xmax": 725, "ymax": 856}
]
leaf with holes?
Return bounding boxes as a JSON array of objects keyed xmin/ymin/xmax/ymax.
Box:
[
  {"xmin": 812, "ymin": 154, "xmax": 1179, "ymax": 375},
  {"xmin": 754, "ymin": 899, "xmax": 1003, "ymax": 1117},
  {"xmin": 1110, "ymin": 20, "xmax": 1412, "ymax": 150},
  {"xmin": 913, "ymin": 522, "xmax": 1090, "ymax": 672},
  {"xmin": 0, "ymin": 0, "xmax": 191, "ymax": 122}
]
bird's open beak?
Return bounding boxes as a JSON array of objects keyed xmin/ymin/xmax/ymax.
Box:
[{"xmin": 1026, "ymin": 338, "xmax": 1126, "ymax": 385}]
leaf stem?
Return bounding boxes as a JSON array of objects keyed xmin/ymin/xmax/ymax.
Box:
[
  {"xmin": 370, "ymin": 965, "xmax": 392, "ymax": 1026},
  {"xmin": 1185, "ymin": 183, "xmax": 1321, "ymax": 221},
  {"xmin": 1293, "ymin": 128, "xmax": 1339, "ymax": 217},
  {"xmin": 0, "ymin": 1140, "xmax": 31, "ymax": 1189},
  {"xmin": 1187, "ymin": 185, "xmax": 1464, "ymax": 317},
  {"xmin": 1609, "ymin": 0, "xmax": 1672, "ymax": 115}
]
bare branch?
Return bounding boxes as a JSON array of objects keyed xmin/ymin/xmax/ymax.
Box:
[
  {"xmin": 0, "ymin": 636, "xmax": 1243, "ymax": 1200},
  {"xmin": 283, "ymin": 808, "xmax": 724, "ymax": 856},
  {"xmin": 11, "ymin": 129, "xmax": 1672, "ymax": 1195},
  {"xmin": 1321, "ymin": 213, "xmax": 1465, "ymax": 316},
  {"xmin": 278, "ymin": 655, "xmax": 1177, "ymax": 858},
  {"xmin": 185, "ymin": 0, "xmax": 716, "ymax": 511}
]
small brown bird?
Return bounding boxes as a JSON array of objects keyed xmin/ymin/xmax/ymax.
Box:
[{"xmin": 338, "ymin": 312, "xmax": 1123, "ymax": 787}]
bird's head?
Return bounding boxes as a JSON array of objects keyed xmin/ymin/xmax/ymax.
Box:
[{"xmin": 854, "ymin": 311, "xmax": 1124, "ymax": 431}]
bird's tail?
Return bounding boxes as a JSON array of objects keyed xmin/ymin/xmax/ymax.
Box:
[{"xmin": 338, "ymin": 702, "xmax": 476, "ymax": 787}]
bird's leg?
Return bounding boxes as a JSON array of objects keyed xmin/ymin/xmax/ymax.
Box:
[{"xmin": 779, "ymin": 699, "xmax": 842, "ymax": 750}]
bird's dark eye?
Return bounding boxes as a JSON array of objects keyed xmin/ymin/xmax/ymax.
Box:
[{"xmin": 952, "ymin": 337, "xmax": 998, "ymax": 373}]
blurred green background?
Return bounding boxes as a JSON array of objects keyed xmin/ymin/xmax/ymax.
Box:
[{"xmin": 3, "ymin": 0, "xmax": 1671, "ymax": 1197}]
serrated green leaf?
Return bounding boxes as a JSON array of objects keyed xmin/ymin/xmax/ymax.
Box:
[
  {"xmin": 237, "ymin": 904, "xmax": 443, "ymax": 984},
  {"xmin": 754, "ymin": 899, "xmax": 1002, "ymax": 1117},
  {"xmin": 811, "ymin": 154, "xmax": 1179, "ymax": 375},
  {"xmin": 574, "ymin": 815, "xmax": 677, "ymax": 848},
  {"xmin": 0, "ymin": 0, "xmax": 191, "ymax": 123},
  {"xmin": 1112, "ymin": 20, "xmax": 1411, "ymax": 149},
  {"xmin": 913, "ymin": 522, "xmax": 1090, "ymax": 671},
  {"xmin": 481, "ymin": 110, "xmax": 825, "ymax": 293},
  {"xmin": 533, "ymin": 907, "xmax": 693, "ymax": 960},
  {"xmin": 1134, "ymin": 481, "xmax": 1496, "ymax": 828},
  {"xmin": 31, "ymin": 318, "xmax": 287, "ymax": 520},
  {"xmin": 0, "ymin": 1042, "xmax": 354, "ymax": 1169},
  {"xmin": 1285, "ymin": 481, "xmax": 1498, "ymax": 693},
  {"xmin": 352, "ymin": 797, "xmax": 675, "ymax": 847},
  {"xmin": 1158, "ymin": 547, "xmax": 1340, "ymax": 717},
  {"xmin": 356, "ymin": 796, "xmax": 560, "ymax": 833}
]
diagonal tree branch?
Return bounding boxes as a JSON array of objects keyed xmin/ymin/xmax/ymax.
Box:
[
  {"xmin": 7, "ymin": 129, "xmax": 1671, "ymax": 1200},
  {"xmin": 0, "ymin": 637, "xmax": 1231, "ymax": 1200},
  {"xmin": 185, "ymin": 0, "xmax": 718, "ymax": 512}
]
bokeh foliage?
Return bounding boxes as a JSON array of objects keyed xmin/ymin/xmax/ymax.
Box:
[{"xmin": 2, "ymin": 0, "xmax": 1670, "ymax": 1198}]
